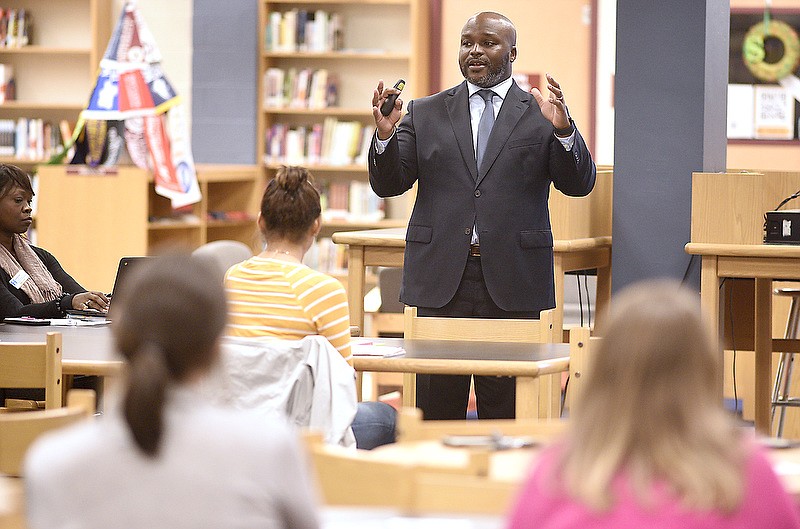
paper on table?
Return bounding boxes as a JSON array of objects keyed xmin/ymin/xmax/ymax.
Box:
[
  {"xmin": 351, "ymin": 339, "xmax": 405, "ymax": 357},
  {"xmin": 49, "ymin": 318, "xmax": 111, "ymax": 327}
]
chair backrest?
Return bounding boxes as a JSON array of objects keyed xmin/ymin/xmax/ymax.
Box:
[
  {"xmin": 0, "ymin": 332, "xmax": 62, "ymax": 409},
  {"xmin": 403, "ymin": 306, "xmax": 556, "ymax": 343},
  {"xmin": 304, "ymin": 433, "xmax": 416, "ymax": 509},
  {"xmin": 413, "ymin": 471, "xmax": 519, "ymax": 515},
  {"xmin": 191, "ymin": 239, "xmax": 253, "ymax": 281},
  {"xmin": 397, "ymin": 406, "xmax": 565, "ymax": 444},
  {"xmin": 0, "ymin": 389, "xmax": 95, "ymax": 476}
]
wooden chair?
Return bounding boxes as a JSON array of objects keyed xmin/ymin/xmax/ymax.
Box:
[
  {"xmin": 0, "ymin": 332, "xmax": 63, "ymax": 410},
  {"xmin": 403, "ymin": 306, "xmax": 559, "ymax": 416},
  {"xmin": 363, "ymin": 268, "xmax": 404, "ymax": 400},
  {"xmin": 413, "ymin": 471, "xmax": 520, "ymax": 515},
  {"xmin": 0, "ymin": 389, "xmax": 95, "ymax": 476},
  {"xmin": 304, "ymin": 431, "xmax": 519, "ymax": 515},
  {"xmin": 304, "ymin": 432, "xmax": 416, "ymax": 509}
]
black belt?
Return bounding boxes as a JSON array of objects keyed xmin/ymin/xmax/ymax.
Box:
[{"xmin": 469, "ymin": 244, "xmax": 480, "ymax": 257}]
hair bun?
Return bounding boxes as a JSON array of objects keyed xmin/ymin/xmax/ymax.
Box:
[{"xmin": 275, "ymin": 166, "xmax": 311, "ymax": 194}]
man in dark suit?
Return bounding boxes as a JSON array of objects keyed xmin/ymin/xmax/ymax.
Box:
[{"xmin": 368, "ymin": 11, "xmax": 596, "ymax": 420}]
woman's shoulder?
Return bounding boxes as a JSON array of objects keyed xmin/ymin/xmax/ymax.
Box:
[
  {"xmin": 24, "ymin": 415, "xmax": 118, "ymax": 481},
  {"xmin": 29, "ymin": 244, "xmax": 57, "ymax": 262},
  {"xmin": 291, "ymin": 265, "xmax": 346, "ymax": 292}
]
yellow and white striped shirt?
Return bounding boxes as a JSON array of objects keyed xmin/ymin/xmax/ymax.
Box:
[{"xmin": 224, "ymin": 256, "xmax": 352, "ymax": 363}]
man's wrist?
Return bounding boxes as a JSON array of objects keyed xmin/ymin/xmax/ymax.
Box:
[
  {"xmin": 376, "ymin": 127, "xmax": 395, "ymax": 141},
  {"xmin": 554, "ymin": 118, "xmax": 575, "ymax": 138}
]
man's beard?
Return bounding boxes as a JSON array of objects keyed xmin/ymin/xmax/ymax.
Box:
[{"xmin": 461, "ymin": 55, "xmax": 511, "ymax": 88}]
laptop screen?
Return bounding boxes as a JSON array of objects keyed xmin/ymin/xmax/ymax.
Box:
[{"xmin": 106, "ymin": 256, "xmax": 150, "ymax": 319}]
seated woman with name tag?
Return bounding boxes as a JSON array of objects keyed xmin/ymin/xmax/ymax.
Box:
[{"xmin": 0, "ymin": 163, "xmax": 109, "ymax": 320}]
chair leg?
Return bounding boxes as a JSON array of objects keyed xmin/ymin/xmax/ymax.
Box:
[{"xmin": 402, "ymin": 373, "xmax": 416, "ymax": 408}]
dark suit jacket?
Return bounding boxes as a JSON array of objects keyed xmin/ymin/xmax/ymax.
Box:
[{"xmin": 369, "ymin": 80, "xmax": 596, "ymax": 313}]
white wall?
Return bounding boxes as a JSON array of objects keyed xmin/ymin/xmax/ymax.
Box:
[
  {"xmin": 110, "ymin": 0, "xmax": 194, "ymax": 128},
  {"xmin": 594, "ymin": 0, "xmax": 616, "ymax": 166}
]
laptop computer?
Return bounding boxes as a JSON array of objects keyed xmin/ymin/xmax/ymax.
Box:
[{"xmin": 67, "ymin": 256, "xmax": 150, "ymax": 320}]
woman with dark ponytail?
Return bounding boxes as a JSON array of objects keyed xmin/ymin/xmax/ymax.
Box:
[{"xmin": 25, "ymin": 253, "xmax": 320, "ymax": 529}]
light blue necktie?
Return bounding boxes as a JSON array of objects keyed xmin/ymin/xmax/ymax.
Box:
[{"xmin": 475, "ymin": 89, "xmax": 495, "ymax": 170}]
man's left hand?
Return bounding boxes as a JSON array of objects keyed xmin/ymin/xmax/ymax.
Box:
[{"xmin": 529, "ymin": 73, "xmax": 571, "ymax": 130}]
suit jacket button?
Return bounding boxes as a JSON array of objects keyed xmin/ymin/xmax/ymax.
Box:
[
  {"xmin": 474, "ymin": 190, "xmax": 481, "ymax": 197},
  {"xmin": 464, "ymin": 228, "xmax": 471, "ymax": 235}
]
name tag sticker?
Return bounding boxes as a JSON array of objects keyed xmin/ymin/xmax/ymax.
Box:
[{"xmin": 9, "ymin": 270, "xmax": 29, "ymax": 289}]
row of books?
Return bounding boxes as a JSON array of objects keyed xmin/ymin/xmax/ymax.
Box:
[
  {"xmin": 318, "ymin": 180, "xmax": 384, "ymax": 223},
  {"xmin": 264, "ymin": 119, "xmax": 374, "ymax": 167},
  {"xmin": 0, "ymin": 8, "xmax": 30, "ymax": 48},
  {"xmin": 265, "ymin": 9, "xmax": 343, "ymax": 53},
  {"xmin": 303, "ymin": 237, "xmax": 348, "ymax": 276},
  {"xmin": 263, "ymin": 68, "xmax": 338, "ymax": 109},
  {"xmin": 0, "ymin": 118, "xmax": 73, "ymax": 160},
  {"xmin": 727, "ymin": 84, "xmax": 798, "ymax": 140}
]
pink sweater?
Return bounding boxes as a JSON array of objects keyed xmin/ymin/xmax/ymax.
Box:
[{"xmin": 507, "ymin": 444, "xmax": 800, "ymax": 529}]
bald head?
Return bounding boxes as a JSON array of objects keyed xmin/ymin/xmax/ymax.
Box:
[{"xmin": 464, "ymin": 12, "xmax": 516, "ymax": 46}]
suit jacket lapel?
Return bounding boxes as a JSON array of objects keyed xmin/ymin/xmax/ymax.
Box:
[
  {"xmin": 445, "ymin": 82, "xmax": 478, "ymax": 182},
  {"xmin": 477, "ymin": 82, "xmax": 531, "ymax": 187}
]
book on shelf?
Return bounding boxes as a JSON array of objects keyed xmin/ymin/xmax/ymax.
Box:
[
  {"xmin": 279, "ymin": 9, "xmax": 297, "ymax": 53},
  {"xmin": 0, "ymin": 63, "xmax": 13, "ymax": 103},
  {"xmin": 0, "ymin": 118, "xmax": 14, "ymax": 155},
  {"xmin": 263, "ymin": 67, "xmax": 285, "ymax": 107},
  {"xmin": 727, "ymin": 84, "xmax": 755, "ymax": 140},
  {"xmin": 753, "ymin": 85, "xmax": 795, "ymax": 140},
  {"xmin": 307, "ymin": 69, "xmax": 329, "ymax": 109},
  {"xmin": 290, "ymin": 68, "xmax": 312, "ymax": 108}
]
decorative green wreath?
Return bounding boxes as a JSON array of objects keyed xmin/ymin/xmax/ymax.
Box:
[{"xmin": 743, "ymin": 20, "xmax": 800, "ymax": 82}]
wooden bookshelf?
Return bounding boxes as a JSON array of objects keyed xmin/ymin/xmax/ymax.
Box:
[
  {"xmin": 257, "ymin": 0, "xmax": 428, "ymax": 234},
  {"xmin": 35, "ymin": 164, "xmax": 264, "ymax": 292},
  {"xmin": 0, "ymin": 0, "xmax": 112, "ymax": 170}
]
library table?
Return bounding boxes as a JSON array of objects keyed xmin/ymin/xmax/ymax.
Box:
[
  {"xmin": 332, "ymin": 227, "xmax": 612, "ymax": 341},
  {"xmin": 0, "ymin": 323, "xmax": 122, "ymax": 378},
  {"xmin": 0, "ymin": 324, "xmax": 566, "ymax": 418},
  {"xmin": 352, "ymin": 338, "xmax": 570, "ymax": 419},
  {"xmin": 685, "ymin": 242, "xmax": 800, "ymax": 435}
]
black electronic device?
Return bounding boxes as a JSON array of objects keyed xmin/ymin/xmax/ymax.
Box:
[
  {"xmin": 764, "ymin": 210, "xmax": 800, "ymax": 244},
  {"xmin": 379, "ymin": 79, "xmax": 405, "ymax": 116}
]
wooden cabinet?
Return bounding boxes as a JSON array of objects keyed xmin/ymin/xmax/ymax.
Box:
[
  {"xmin": 257, "ymin": 0, "xmax": 428, "ymax": 242},
  {"xmin": 35, "ymin": 164, "xmax": 263, "ymax": 292},
  {"xmin": 0, "ymin": 0, "xmax": 112, "ymax": 169}
]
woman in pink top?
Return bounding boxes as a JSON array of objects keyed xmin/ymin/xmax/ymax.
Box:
[{"xmin": 507, "ymin": 279, "xmax": 800, "ymax": 529}]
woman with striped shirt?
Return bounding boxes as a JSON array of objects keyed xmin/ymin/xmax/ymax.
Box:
[{"xmin": 225, "ymin": 165, "xmax": 395, "ymax": 449}]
